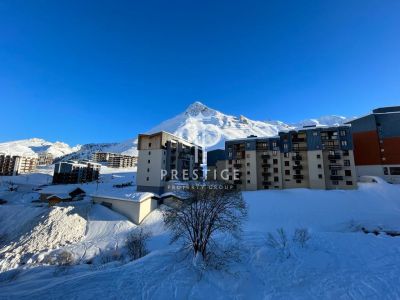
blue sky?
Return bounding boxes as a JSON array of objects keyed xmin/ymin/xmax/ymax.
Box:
[{"xmin": 0, "ymin": 0, "xmax": 399, "ymax": 145}]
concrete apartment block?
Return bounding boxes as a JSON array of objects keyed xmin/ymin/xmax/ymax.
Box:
[
  {"xmin": 346, "ymin": 106, "xmax": 400, "ymax": 183},
  {"xmin": 136, "ymin": 131, "xmax": 203, "ymax": 194},
  {"xmin": 216, "ymin": 125, "xmax": 357, "ymax": 190}
]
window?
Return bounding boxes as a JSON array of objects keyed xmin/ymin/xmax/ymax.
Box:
[
  {"xmin": 284, "ymin": 153, "xmax": 289, "ymax": 158},
  {"xmin": 247, "ymin": 162, "xmax": 250, "ymax": 167},
  {"xmin": 246, "ymin": 143, "xmax": 250, "ymax": 148},
  {"xmin": 247, "ymin": 171, "xmax": 250, "ymax": 175},
  {"xmin": 331, "ymin": 170, "xmax": 338, "ymax": 175},
  {"xmin": 390, "ymin": 167, "xmax": 400, "ymax": 175},
  {"xmin": 147, "ymin": 160, "xmax": 151, "ymax": 164},
  {"xmin": 341, "ymin": 140, "xmax": 348, "ymax": 147},
  {"xmin": 148, "ymin": 151, "xmax": 151, "ymax": 155},
  {"xmin": 272, "ymin": 151, "xmax": 278, "ymax": 156},
  {"xmin": 229, "ymin": 175, "xmax": 232, "ymax": 180},
  {"xmin": 343, "ymin": 150, "xmax": 349, "ymax": 156},
  {"xmin": 318, "ymin": 164, "xmax": 322, "ymax": 169},
  {"xmin": 344, "ymin": 160, "xmax": 350, "ymax": 166},
  {"xmin": 228, "ymin": 152, "xmax": 232, "ymax": 158},
  {"xmin": 247, "ymin": 180, "xmax": 250, "ymax": 184},
  {"xmin": 340, "ymin": 130, "xmax": 346, "ymax": 136},
  {"xmin": 285, "ymin": 170, "xmax": 290, "ymax": 175},
  {"xmin": 148, "ymin": 143, "xmax": 152, "ymax": 147},
  {"xmin": 345, "ymin": 170, "xmax": 352, "ymax": 176},
  {"xmin": 229, "ymin": 167, "xmax": 232, "ymax": 172},
  {"xmin": 228, "ymin": 160, "xmax": 232, "ymax": 164},
  {"xmin": 284, "ymin": 161, "xmax": 289, "ymax": 167},
  {"xmin": 272, "ymin": 142, "xmax": 277, "ymax": 147},
  {"xmin": 317, "ymin": 154, "xmax": 321, "ymax": 159},
  {"xmin": 346, "ymin": 181, "xmax": 353, "ymax": 185},
  {"xmin": 273, "ymin": 159, "xmax": 278, "ymax": 165},
  {"xmin": 318, "ymin": 174, "xmax": 323, "ymax": 179},
  {"xmin": 274, "ymin": 176, "xmax": 279, "ymax": 182},
  {"xmin": 296, "ymin": 180, "xmax": 301, "ymax": 184},
  {"xmin": 274, "ymin": 168, "xmax": 278, "ymax": 173},
  {"xmin": 284, "ymin": 144, "xmax": 288, "ymax": 150},
  {"xmin": 146, "ymin": 177, "xmax": 149, "ymax": 181},
  {"xmin": 147, "ymin": 168, "xmax": 150, "ymax": 172},
  {"xmin": 332, "ymin": 180, "xmax": 339, "ymax": 185},
  {"xmin": 313, "ymin": 131, "xmax": 318, "ymax": 136}
]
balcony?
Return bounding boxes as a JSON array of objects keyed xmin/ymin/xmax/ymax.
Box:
[
  {"xmin": 330, "ymin": 175, "xmax": 344, "ymax": 181},
  {"xmin": 292, "ymin": 165, "xmax": 303, "ymax": 170},
  {"xmin": 328, "ymin": 154, "xmax": 341, "ymax": 159},
  {"xmin": 292, "ymin": 155, "xmax": 302, "ymax": 161},
  {"xmin": 262, "ymin": 172, "xmax": 271, "ymax": 177},
  {"xmin": 292, "ymin": 137, "xmax": 306, "ymax": 143},
  {"xmin": 233, "ymin": 163, "xmax": 242, "ymax": 168},
  {"xmin": 262, "ymin": 181, "xmax": 272, "ymax": 186},
  {"xmin": 293, "ymin": 174, "xmax": 304, "ymax": 180},
  {"xmin": 329, "ymin": 165, "xmax": 342, "ymax": 170},
  {"xmin": 262, "ymin": 163, "xmax": 271, "ymax": 168},
  {"xmin": 261, "ymin": 154, "xmax": 270, "ymax": 159}
]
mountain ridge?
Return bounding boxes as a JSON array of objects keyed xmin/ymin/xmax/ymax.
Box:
[{"xmin": 0, "ymin": 102, "xmax": 354, "ymax": 160}]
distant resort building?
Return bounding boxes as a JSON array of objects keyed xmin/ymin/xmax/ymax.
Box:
[
  {"xmin": 52, "ymin": 160, "xmax": 101, "ymax": 184},
  {"xmin": 37, "ymin": 152, "xmax": 54, "ymax": 166},
  {"xmin": 136, "ymin": 131, "xmax": 203, "ymax": 194},
  {"xmin": 346, "ymin": 106, "xmax": 400, "ymax": 183},
  {"xmin": 92, "ymin": 152, "xmax": 137, "ymax": 168},
  {"xmin": 39, "ymin": 186, "xmax": 86, "ymax": 205},
  {"xmin": 210, "ymin": 125, "xmax": 357, "ymax": 190},
  {"xmin": 0, "ymin": 154, "xmax": 38, "ymax": 176}
]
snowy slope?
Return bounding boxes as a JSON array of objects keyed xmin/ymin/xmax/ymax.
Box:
[
  {"xmin": 0, "ymin": 102, "xmax": 353, "ymax": 159},
  {"xmin": 0, "ymin": 138, "xmax": 80, "ymax": 158},
  {"xmin": 1, "ymin": 180, "xmax": 400, "ymax": 299}
]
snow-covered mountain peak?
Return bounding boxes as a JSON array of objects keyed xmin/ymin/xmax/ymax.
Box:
[{"xmin": 0, "ymin": 102, "xmax": 355, "ymax": 160}]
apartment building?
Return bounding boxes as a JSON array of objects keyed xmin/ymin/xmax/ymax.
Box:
[
  {"xmin": 136, "ymin": 131, "xmax": 203, "ymax": 194},
  {"xmin": 0, "ymin": 154, "xmax": 38, "ymax": 176},
  {"xmin": 93, "ymin": 152, "xmax": 137, "ymax": 168},
  {"xmin": 52, "ymin": 160, "xmax": 101, "ymax": 184},
  {"xmin": 220, "ymin": 125, "xmax": 357, "ymax": 190},
  {"xmin": 346, "ymin": 106, "xmax": 400, "ymax": 183},
  {"xmin": 37, "ymin": 152, "xmax": 54, "ymax": 166}
]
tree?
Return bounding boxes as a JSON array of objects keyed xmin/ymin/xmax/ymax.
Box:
[{"xmin": 163, "ymin": 182, "xmax": 247, "ymax": 261}]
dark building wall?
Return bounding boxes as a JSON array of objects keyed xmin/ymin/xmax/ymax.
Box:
[
  {"xmin": 347, "ymin": 108, "xmax": 400, "ymax": 166},
  {"xmin": 207, "ymin": 149, "xmax": 225, "ymax": 167},
  {"xmin": 352, "ymin": 131, "xmax": 381, "ymax": 165}
]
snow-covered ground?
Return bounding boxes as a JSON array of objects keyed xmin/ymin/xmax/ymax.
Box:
[{"xmin": 0, "ymin": 172, "xmax": 400, "ymax": 299}]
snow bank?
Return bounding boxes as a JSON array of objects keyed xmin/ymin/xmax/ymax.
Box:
[{"xmin": 0, "ymin": 205, "xmax": 88, "ymax": 272}]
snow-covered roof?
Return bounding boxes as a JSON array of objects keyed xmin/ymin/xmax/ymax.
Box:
[
  {"xmin": 91, "ymin": 191, "xmax": 156, "ymax": 203},
  {"xmin": 39, "ymin": 185, "xmax": 86, "ymax": 195},
  {"xmin": 46, "ymin": 193, "xmax": 71, "ymax": 200}
]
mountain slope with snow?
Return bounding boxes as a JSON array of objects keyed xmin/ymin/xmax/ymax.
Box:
[
  {"xmin": 0, "ymin": 138, "xmax": 80, "ymax": 158},
  {"xmin": 0, "ymin": 102, "xmax": 354, "ymax": 159}
]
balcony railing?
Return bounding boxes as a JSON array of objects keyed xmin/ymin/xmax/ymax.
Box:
[
  {"xmin": 262, "ymin": 181, "xmax": 272, "ymax": 186},
  {"xmin": 292, "ymin": 165, "xmax": 303, "ymax": 170},
  {"xmin": 293, "ymin": 174, "xmax": 304, "ymax": 180},
  {"xmin": 328, "ymin": 154, "xmax": 341, "ymax": 159},
  {"xmin": 262, "ymin": 172, "xmax": 271, "ymax": 177},
  {"xmin": 329, "ymin": 165, "xmax": 342, "ymax": 170},
  {"xmin": 262, "ymin": 163, "xmax": 271, "ymax": 168},
  {"xmin": 292, "ymin": 155, "xmax": 302, "ymax": 161},
  {"xmin": 233, "ymin": 164, "xmax": 242, "ymax": 168},
  {"xmin": 292, "ymin": 137, "xmax": 306, "ymax": 143},
  {"xmin": 330, "ymin": 175, "xmax": 344, "ymax": 180},
  {"xmin": 261, "ymin": 154, "xmax": 270, "ymax": 159}
]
